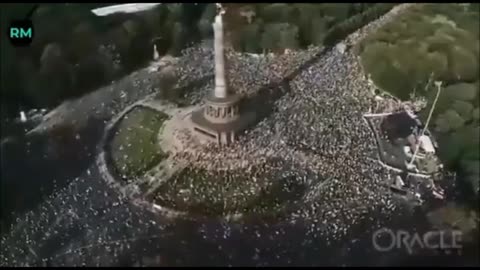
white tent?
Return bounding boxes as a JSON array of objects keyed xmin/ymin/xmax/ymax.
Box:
[{"xmin": 419, "ymin": 135, "xmax": 435, "ymax": 154}]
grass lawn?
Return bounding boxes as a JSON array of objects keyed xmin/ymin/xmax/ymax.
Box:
[{"xmin": 110, "ymin": 107, "xmax": 169, "ymax": 178}]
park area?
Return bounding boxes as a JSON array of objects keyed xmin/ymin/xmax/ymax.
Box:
[
  {"xmin": 357, "ymin": 3, "xmax": 479, "ymax": 199},
  {"xmin": 109, "ymin": 106, "xmax": 169, "ymax": 179}
]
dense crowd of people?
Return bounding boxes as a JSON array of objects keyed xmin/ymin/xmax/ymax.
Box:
[
  {"xmin": 169, "ymin": 46, "xmax": 396, "ymax": 241},
  {"xmin": 1, "ymin": 4, "xmax": 419, "ymax": 267},
  {"xmin": 164, "ymin": 4, "xmax": 416, "ymax": 240}
]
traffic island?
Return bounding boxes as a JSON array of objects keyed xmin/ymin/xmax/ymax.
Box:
[{"xmin": 107, "ymin": 106, "xmax": 169, "ymax": 181}]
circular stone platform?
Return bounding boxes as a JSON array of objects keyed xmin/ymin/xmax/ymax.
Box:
[{"xmin": 101, "ymin": 103, "xmax": 309, "ymax": 221}]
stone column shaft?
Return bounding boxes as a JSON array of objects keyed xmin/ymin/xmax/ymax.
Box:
[{"xmin": 213, "ymin": 15, "xmax": 227, "ymax": 98}]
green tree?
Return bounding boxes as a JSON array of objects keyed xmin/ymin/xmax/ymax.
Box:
[
  {"xmin": 457, "ymin": 125, "xmax": 480, "ymax": 150},
  {"xmin": 260, "ymin": 4, "xmax": 294, "ymax": 23},
  {"xmin": 445, "ymin": 83, "xmax": 477, "ymax": 102},
  {"xmin": 425, "ymin": 51, "xmax": 449, "ymax": 81},
  {"xmin": 360, "ymin": 42, "xmax": 390, "ymax": 69},
  {"xmin": 460, "ymin": 159, "xmax": 480, "ymax": 196},
  {"xmin": 447, "ymin": 45, "xmax": 479, "ymax": 82},
  {"xmin": 452, "ymin": 100, "xmax": 474, "ymax": 121},
  {"xmin": 443, "ymin": 109, "xmax": 466, "ymax": 131},
  {"xmin": 143, "ymin": 5, "xmax": 169, "ymax": 36},
  {"xmin": 474, "ymin": 82, "xmax": 480, "ymax": 107},
  {"xmin": 466, "ymin": 173, "xmax": 479, "ymax": 197},
  {"xmin": 293, "ymin": 4, "xmax": 323, "ymax": 46},
  {"xmin": 319, "ymin": 4, "xmax": 350, "ymax": 24},
  {"xmin": 240, "ymin": 21, "xmax": 263, "ymax": 53},
  {"xmin": 437, "ymin": 132, "xmax": 463, "ymax": 166},
  {"xmin": 122, "ymin": 19, "xmax": 152, "ymax": 69},
  {"xmin": 362, "ymin": 43, "xmax": 414, "ymax": 99},
  {"xmin": 304, "ymin": 17, "xmax": 328, "ymax": 46},
  {"xmin": 197, "ymin": 19, "xmax": 213, "ymax": 40},
  {"xmin": 261, "ymin": 23, "xmax": 299, "ymax": 52},
  {"xmin": 293, "ymin": 4, "xmax": 321, "ymax": 20},
  {"xmin": 472, "ymin": 107, "xmax": 480, "ymax": 121},
  {"xmin": 279, "ymin": 23, "xmax": 299, "ymax": 50},
  {"xmin": 197, "ymin": 4, "xmax": 216, "ymax": 39},
  {"xmin": 68, "ymin": 22, "xmax": 99, "ymax": 63},
  {"xmin": 166, "ymin": 3, "xmax": 183, "ymax": 21},
  {"xmin": 168, "ymin": 22, "xmax": 188, "ymax": 56},
  {"xmin": 434, "ymin": 114, "xmax": 451, "ymax": 133}
]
